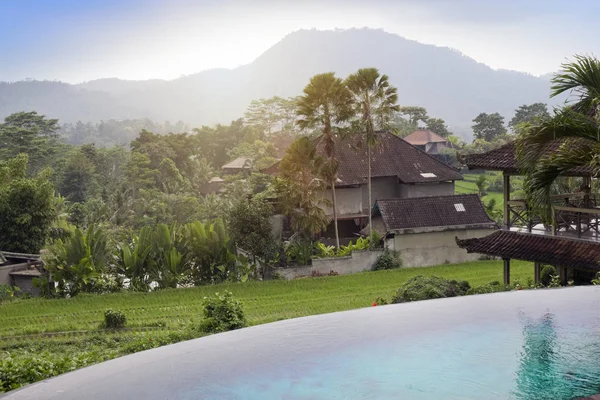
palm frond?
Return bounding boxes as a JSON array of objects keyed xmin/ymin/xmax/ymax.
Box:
[{"xmin": 551, "ymin": 54, "xmax": 600, "ymax": 115}]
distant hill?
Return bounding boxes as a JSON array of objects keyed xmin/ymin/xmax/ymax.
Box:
[{"xmin": 0, "ymin": 28, "xmax": 560, "ymax": 139}]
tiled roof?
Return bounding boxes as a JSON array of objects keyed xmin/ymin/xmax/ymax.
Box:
[
  {"xmin": 456, "ymin": 230, "xmax": 600, "ymax": 271},
  {"xmin": 265, "ymin": 131, "xmax": 463, "ymax": 186},
  {"xmin": 403, "ymin": 129, "xmax": 447, "ymax": 145},
  {"xmin": 465, "ymin": 140, "xmax": 595, "ymax": 176},
  {"xmin": 222, "ymin": 157, "xmax": 252, "ymax": 170},
  {"xmin": 375, "ymin": 194, "xmax": 495, "ymax": 231}
]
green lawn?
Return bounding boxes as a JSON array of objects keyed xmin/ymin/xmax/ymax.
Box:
[
  {"xmin": 0, "ymin": 260, "xmax": 533, "ymax": 391},
  {"xmin": 455, "ymin": 173, "xmax": 504, "ymax": 213}
]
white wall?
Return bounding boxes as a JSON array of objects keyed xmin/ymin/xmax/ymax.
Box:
[
  {"xmin": 398, "ymin": 182, "xmax": 455, "ymax": 198},
  {"xmin": 390, "ymin": 228, "xmax": 495, "ymax": 267},
  {"xmin": 321, "ymin": 187, "xmax": 363, "ymax": 215}
]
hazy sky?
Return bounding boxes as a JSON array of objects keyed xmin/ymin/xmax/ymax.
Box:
[{"xmin": 1, "ymin": 0, "xmax": 598, "ymax": 83}]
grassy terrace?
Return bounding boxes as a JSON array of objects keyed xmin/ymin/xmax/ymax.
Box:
[
  {"xmin": 0, "ymin": 260, "xmax": 533, "ymax": 391},
  {"xmin": 455, "ymin": 173, "xmax": 504, "ymax": 212}
]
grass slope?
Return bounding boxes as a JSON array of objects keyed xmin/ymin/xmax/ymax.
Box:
[{"xmin": 0, "ymin": 260, "xmax": 533, "ymax": 391}]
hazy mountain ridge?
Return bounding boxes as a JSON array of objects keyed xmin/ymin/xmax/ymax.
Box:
[{"xmin": 0, "ymin": 29, "xmax": 559, "ymax": 138}]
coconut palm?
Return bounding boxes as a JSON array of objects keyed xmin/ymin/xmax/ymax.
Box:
[
  {"xmin": 516, "ymin": 55, "xmax": 600, "ymax": 218},
  {"xmin": 346, "ymin": 68, "xmax": 400, "ymax": 238},
  {"xmin": 296, "ymin": 72, "xmax": 353, "ymax": 248}
]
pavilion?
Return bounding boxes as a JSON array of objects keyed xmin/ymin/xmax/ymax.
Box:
[{"xmin": 456, "ymin": 140, "xmax": 600, "ymax": 285}]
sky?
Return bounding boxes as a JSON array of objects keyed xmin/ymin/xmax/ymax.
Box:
[{"xmin": 1, "ymin": 0, "xmax": 599, "ymax": 83}]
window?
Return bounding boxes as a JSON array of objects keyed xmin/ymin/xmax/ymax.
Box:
[
  {"xmin": 420, "ymin": 172, "xmax": 437, "ymax": 178},
  {"xmin": 454, "ymin": 203, "xmax": 466, "ymax": 212}
]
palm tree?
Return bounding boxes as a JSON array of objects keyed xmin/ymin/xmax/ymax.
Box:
[
  {"xmin": 346, "ymin": 68, "xmax": 400, "ymax": 238},
  {"xmin": 296, "ymin": 73, "xmax": 353, "ymax": 249},
  {"xmin": 516, "ymin": 55, "xmax": 600, "ymax": 218}
]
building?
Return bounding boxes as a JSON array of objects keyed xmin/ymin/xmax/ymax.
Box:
[
  {"xmin": 0, "ymin": 251, "xmax": 45, "ymax": 296},
  {"xmin": 266, "ymin": 131, "xmax": 464, "ymax": 240},
  {"xmin": 365, "ymin": 194, "xmax": 497, "ymax": 267},
  {"xmin": 403, "ymin": 129, "xmax": 449, "ymax": 155},
  {"xmin": 457, "ymin": 139, "xmax": 600, "ymax": 285},
  {"xmin": 221, "ymin": 157, "xmax": 253, "ymax": 175}
]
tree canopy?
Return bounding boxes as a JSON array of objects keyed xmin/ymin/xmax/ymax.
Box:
[{"xmin": 472, "ymin": 112, "xmax": 507, "ymax": 142}]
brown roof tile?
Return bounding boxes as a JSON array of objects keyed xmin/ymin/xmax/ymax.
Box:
[
  {"xmin": 265, "ymin": 131, "xmax": 463, "ymax": 186},
  {"xmin": 375, "ymin": 194, "xmax": 495, "ymax": 231},
  {"xmin": 457, "ymin": 230, "xmax": 600, "ymax": 270},
  {"xmin": 465, "ymin": 140, "xmax": 595, "ymax": 176},
  {"xmin": 403, "ymin": 129, "xmax": 447, "ymax": 145}
]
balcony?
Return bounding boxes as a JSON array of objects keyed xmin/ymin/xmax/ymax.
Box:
[{"xmin": 506, "ymin": 192, "xmax": 600, "ymax": 243}]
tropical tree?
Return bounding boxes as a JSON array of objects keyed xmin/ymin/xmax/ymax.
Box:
[
  {"xmin": 296, "ymin": 72, "xmax": 353, "ymax": 248},
  {"xmin": 472, "ymin": 112, "xmax": 507, "ymax": 141},
  {"xmin": 516, "ymin": 55, "xmax": 600, "ymax": 218},
  {"xmin": 509, "ymin": 103, "xmax": 549, "ymax": 132},
  {"xmin": 345, "ymin": 68, "xmax": 400, "ymax": 238},
  {"xmin": 275, "ymin": 137, "xmax": 330, "ymax": 237}
]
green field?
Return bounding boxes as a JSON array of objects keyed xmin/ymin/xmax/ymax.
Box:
[
  {"xmin": 455, "ymin": 173, "xmax": 504, "ymax": 212},
  {"xmin": 0, "ymin": 260, "xmax": 533, "ymax": 391}
]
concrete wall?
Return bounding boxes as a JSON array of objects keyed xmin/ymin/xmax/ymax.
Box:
[
  {"xmin": 12, "ymin": 275, "xmax": 40, "ymax": 296},
  {"xmin": 389, "ymin": 228, "xmax": 495, "ymax": 268},
  {"xmin": 274, "ymin": 249, "xmax": 383, "ymax": 279},
  {"xmin": 321, "ymin": 187, "xmax": 363, "ymax": 215},
  {"xmin": 363, "ymin": 177, "xmax": 399, "ymax": 209},
  {"xmin": 398, "ymin": 182, "xmax": 455, "ymax": 198}
]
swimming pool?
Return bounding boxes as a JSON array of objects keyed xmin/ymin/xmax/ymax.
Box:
[{"xmin": 5, "ymin": 286, "xmax": 600, "ymax": 399}]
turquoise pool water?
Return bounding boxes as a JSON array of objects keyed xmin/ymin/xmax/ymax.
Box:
[{"xmin": 5, "ymin": 287, "xmax": 600, "ymax": 400}]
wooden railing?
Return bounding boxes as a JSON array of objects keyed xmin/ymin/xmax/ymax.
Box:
[{"xmin": 505, "ymin": 193, "xmax": 600, "ymax": 240}]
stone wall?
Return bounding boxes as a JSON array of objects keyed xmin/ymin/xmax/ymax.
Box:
[{"xmin": 274, "ymin": 249, "xmax": 383, "ymax": 280}]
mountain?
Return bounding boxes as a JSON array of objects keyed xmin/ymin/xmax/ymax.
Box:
[{"xmin": 0, "ymin": 28, "xmax": 559, "ymax": 139}]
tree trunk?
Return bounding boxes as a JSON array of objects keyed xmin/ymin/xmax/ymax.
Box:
[
  {"xmin": 368, "ymin": 146, "xmax": 372, "ymax": 240},
  {"xmin": 331, "ymin": 178, "xmax": 340, "ymax": 249}
]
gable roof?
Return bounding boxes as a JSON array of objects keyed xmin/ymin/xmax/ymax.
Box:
[
  {"xmin": 222, "ymin": 157, "xmax": 252, "ymax": 170},
  {"xmin": 264, "ymin": 131, "xmax": 462, "ymax": 186},
  {"xmin": 374, "ymin": 194, "xmax": 495, "ymax": 232},
  {"xmin": 457, "ymin": 230, "xmax": 600, "ymax": 271},
  {"xmin": 403, "ymin": 129, "xmax": 447, "ymax": 145},
  {"xmin": 465, "ymin": 140, "xmax": 595, "ymax": 176}
]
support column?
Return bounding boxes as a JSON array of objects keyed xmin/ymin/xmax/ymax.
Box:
[
  {"xmin": 503, "ymin": 258, "xmax": 511, "ymax": 285},
  {"xmin": 534, "ymin": 262, "xmax": 542, "ymax": 285},
  {"xmin": 503, "ymin": 173, "xmax": 511, "ymax": 230},
  {"xmin": 559, "ymin": 266, "xmax": 568, "ymax": 286}
]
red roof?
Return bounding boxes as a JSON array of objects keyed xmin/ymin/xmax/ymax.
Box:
[
  {"xmin": 265, "ymin": 131, "xmax": 463, "ymax": 186},
  {"xmin": 403, "ymin": 129, "xmax": 447, "ymax": 146}
]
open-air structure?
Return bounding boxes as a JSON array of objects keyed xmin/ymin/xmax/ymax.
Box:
[{"xmin": 457, "ymin": 141, "xmax": 600, "ymax": 285}]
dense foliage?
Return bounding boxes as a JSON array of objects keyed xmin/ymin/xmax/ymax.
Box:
[
  {"xmin": 199, "ymin": 291, "xmax": 247, "ymax": 333},
  {"xmin": 392, "ymin": 276, "xmax": 470, "ymax": 303}
]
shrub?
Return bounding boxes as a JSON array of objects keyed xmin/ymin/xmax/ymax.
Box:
[
  {"xmin": 392, "ymin": 276, "xmax": 470, "ymax": 303},
  {"xmin": 103, "ymin": 309, "xmax": 127, "ymax": 329},
  {"xmin": 373, "ymin": 296, "xmax": 388, "ymax": 306},
  {"xmin": 199, "ymin": 291, "xmax": 247, "ymax": 333},
  {"xmin": 540, "ymin": 265, "xmax": 558, "ymax": 287},
  {"xmin": 467, "ymin": 281, "xmax": 512, "ymax": 295},
  {"xmin": 592, "ymin": 272, "xmax": 600, "ymax": 286},
  {"xmin": 372, "ymin": 250, "xmax": 402, "ymax": 271},
  {"xmin": 0, "ymin": 284, "xmax": 19, "ymax": 302}
]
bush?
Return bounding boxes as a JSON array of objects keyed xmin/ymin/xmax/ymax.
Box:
[
  {"xmin": 199, "ymin": 291, "xmax": 247, "ymax": 333},
  {"xmin": 540, "ymin": 265, "xmax": 558, "ymax": 287},
  {"xmin": 392, "ymin": 276, "xmax": 470, "ymax": 303},
  {"xmin": 372, "ymin": 250, "xmax": 402, "ymax": 271},
  {"xmin": 103, "ymin": 309, "xmax": 127, "ymax": 329},
  {"xmin": 593, "ymin": 272, "xmax": 600, "ymax": 286},
  {"xmin": 0, "ymin": 284, "xmax": 19, "ymax": 302},
  {"xmin": 467, "ymin": 281, "xmax": 512, "ymax": 295}
]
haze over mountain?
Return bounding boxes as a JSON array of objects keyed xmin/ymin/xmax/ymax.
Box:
[{"xmin": 0, "ymin": 29, "xmax": 561, "ymax": 138}]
